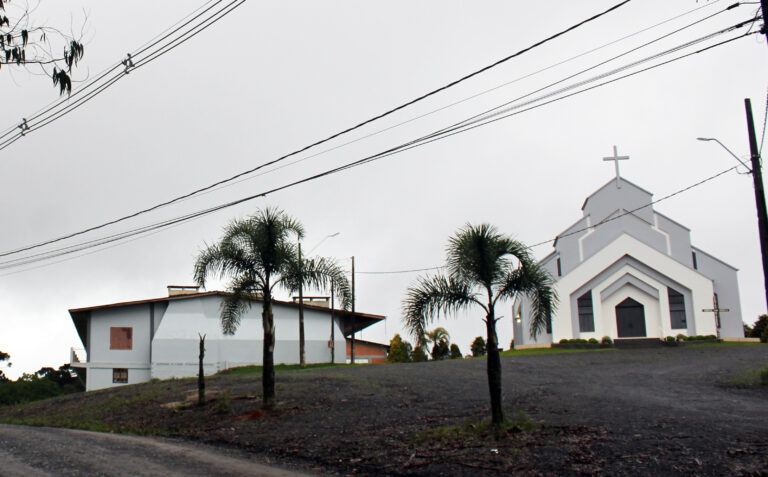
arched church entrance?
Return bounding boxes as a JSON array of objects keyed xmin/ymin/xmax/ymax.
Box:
[{"xmin": 616, "ymin": 297, "xmax": 646, "ymax": 338}]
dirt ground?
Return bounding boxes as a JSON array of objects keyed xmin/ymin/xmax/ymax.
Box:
[
  {"xmin": 3, "ymin": 344, "xmax": 768, "ymax": 476},
  {"xmin": 198, "ymin": 344, "xmax": 768, "ymax": 476}
]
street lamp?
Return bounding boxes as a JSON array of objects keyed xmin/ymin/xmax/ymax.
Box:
[
  {"xmin": 696, "ymin": 138, "xmax": 751, "ymax": 172},
  {"xmin": 697, "ymin": 98, "xmax": 768, "ymax": 312}
]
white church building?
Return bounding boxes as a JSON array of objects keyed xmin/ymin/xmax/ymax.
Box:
[
  {"xmin": 513, "ymin": 148, "xmax": 743, "ymax": 346},
  {"xmin": 68, "ymin": 286, "xmax": 385, "ymax": 391}
]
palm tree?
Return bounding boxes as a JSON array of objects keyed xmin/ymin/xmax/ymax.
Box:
[
  {"xmin": 194, "ymin": 207, "xmax": 349, "ymax": 409},
  {"xmin": 402, "ymin": 223, "xmax": 557, "ymax": 426},
  {"xmin": 425, "ymin": 327, "xmax": 450, "ymax": 360},
  {"xmin": 283, "ymin": 253, "xmax": 351, "ymax": 367}
]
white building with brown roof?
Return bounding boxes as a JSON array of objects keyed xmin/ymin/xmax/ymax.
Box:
[{"xmin": 68, "ymin": 286, "xmax": 385, "ymax": 391}]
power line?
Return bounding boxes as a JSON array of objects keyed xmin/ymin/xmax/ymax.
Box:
[
  {"xmin": 342, "ymin": 166, "xmax": 740, "ymax": 276},
  {"xmin": 0, "ymin": 1, "xmax": 726, "ymax": 259},
  {"xmin": 0, "ymin": 28, "xmax": 754, "ymax": 272},
  {"xmin": 0, "ymin": 0, "xmax": 246, "ymax": 152},
  {"xmin": 144, "ymin": 0, "xmax": 739, "ymax": 205}
]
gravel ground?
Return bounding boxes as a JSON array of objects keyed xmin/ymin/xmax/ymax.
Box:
[
  {"xmin": 197, "ymin": 345, "xmax": 768, "ymax": 476},
  {"xmin": 2, "ymin": 344, "xmax": 767, "ymax": 476}
]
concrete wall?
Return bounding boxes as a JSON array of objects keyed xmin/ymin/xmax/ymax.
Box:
[
  {"xmin": 86, "ymin": 305, "xmax": 152, "ymax": 391},
  {"xmin": 151, "ymin": 295, "xmax": 347, "ymax": 380}
]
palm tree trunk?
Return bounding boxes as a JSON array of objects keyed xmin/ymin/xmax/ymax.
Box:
[
  {"xmin": 485, "ymin": 307, "xmax": 505, "ymax": 426},
  {"xmin": 262, "ymin": 288, "xmax": 276, "ymax": 410}
]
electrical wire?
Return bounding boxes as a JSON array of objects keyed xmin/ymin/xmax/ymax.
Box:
[
  {"xmin": 0, "ymin": 1, "xmax": 737, "ymax": 259},
  {"xmin": 0, "ymin": 28, "xmax": 754, "ymax": 272}
]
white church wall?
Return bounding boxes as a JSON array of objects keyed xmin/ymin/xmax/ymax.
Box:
[
  {"xmin": 655, "ymin": 213, "xmax": 694, "ymax": 266},
  {"xmin": 553, "ymin": 217, "xmax": 589, "ymax": 277},
  {"xmin": 551, "ymin": 234, "xmax": 716, "ymax": 342},
  {"xmin": 581, "ymin": 214, "xmax": 668, "ymax": 265},
  {"xmin": 582, "ymin": 180, "xmax": 654, "ymax": 225},
  {"xmin": 599, "ymin": 283, "xmax": 663, "ymax": 339},
  {"xmin": 691, "ymin": 247, "xmax": 743, "ymax": 337}
]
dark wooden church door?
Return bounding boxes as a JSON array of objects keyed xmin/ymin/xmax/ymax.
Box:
[{"xmin": 616, "ymin": 297, "xmax": 646, "ymax": 338}]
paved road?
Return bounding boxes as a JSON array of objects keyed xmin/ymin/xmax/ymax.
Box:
[{"xmin": 0, "ymin": 424, "xmax": 310, "ymax": 477}]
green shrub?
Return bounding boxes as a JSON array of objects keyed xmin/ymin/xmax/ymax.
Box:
[
  {"xmin": 762, "ymin": 326, "xmax": 768, "ymax": 344},
  {"xmin": 601, "ymin": 336, "xmax": 612, "ymax": 345},
  {"xmin": 559, "ymin": 339, "xmax": 568, "ymax": 344},
  {"xmin": 748, "ymin": 315, "xmax": 768, "ymax": 339},
  {"xmin": 664, "ymin": 336, "xmax": 676, "ymax": 342},
  {"xmin": 676, "ymin": 334, "xmax": 688, "ymax": 341},
  {"xmin": 449, "ymin": 344, "xmax": 462, "ymax": 359},
  {"xmin": 588, "ymin": 338, "xmax": 598, "ymax": 344},
  {"xmin": 704, "ymin": 335, "xmax": 717, "ymax": 340}
]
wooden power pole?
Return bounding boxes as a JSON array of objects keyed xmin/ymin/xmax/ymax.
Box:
[
  {"xmin": 298, "ymin": 242, "xmax": 305, "ymax": 368},
  {"xmin": 745, "ymin": 98, "xmax": 768, "ymax": 311}
]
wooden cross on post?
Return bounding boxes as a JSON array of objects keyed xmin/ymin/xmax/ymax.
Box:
[
  {"xmin": 702, "ymin": 294, "xmax": 728, "ymax": 339},
  {"xmin": 603, "ymin": 145, "xmax": 630, "ymax": 189}
]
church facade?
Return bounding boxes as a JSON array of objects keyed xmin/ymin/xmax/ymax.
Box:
[{"xmin": 513, "ymin": 158, "xmax": 742, "ymax": 346}]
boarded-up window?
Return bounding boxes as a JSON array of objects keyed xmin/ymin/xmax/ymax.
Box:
[
  {"xmin": 110, "ymin": 327, "xmax": 133, "ymax": 350},
  {"xmin": 113, "ymin": 368, "xmax": 128, "ymax": 383}
]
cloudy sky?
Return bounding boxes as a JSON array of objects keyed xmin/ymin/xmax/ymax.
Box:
[{"xmin": 0, "ymin": 0, "xmax": 766, "ymax": 378}]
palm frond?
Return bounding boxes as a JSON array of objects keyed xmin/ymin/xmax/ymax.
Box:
[
  {"xmin": 193, "ymin": 241, "xmax": 256, "ymax": 289},
  {"xmin": 402, "ymin": 274, "xmax": 484, "ymax": 342},
  {"xmin": 278, "ymin": 255, "xmax": 353, "ymax": 310},
  {"xmin": 496, "ymin": 261, "xmax": 558, "ymax": 339},
  {"xmin": 220, "ymin": 274, "xmax": 259, "ymax": 335}
]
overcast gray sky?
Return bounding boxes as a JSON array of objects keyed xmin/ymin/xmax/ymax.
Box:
[{"xmin": 1, "ymin": 0, "xmax": 766, "ymax": 378}]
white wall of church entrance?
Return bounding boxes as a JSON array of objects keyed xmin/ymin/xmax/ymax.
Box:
[{"xmin": 600, "ymin": 284, "xmax": 662, "ymax": 339}]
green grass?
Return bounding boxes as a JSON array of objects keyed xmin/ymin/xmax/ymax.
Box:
[
  {"xmin": 217, "ymin": 362, "xmax": 351, "ymax": 375},
  {"xmin": 414, "ymin": 411, "xmax": 537, "ymax": 443},
  {"xmin": 499, "ymin": 347, "xmax": 616, "ymax": 357}
]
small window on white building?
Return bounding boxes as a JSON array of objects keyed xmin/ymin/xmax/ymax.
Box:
[
  {"xmin": 113, "ymin": 368, "xmax": 128, "ymax": 384},
  {"xmin": 668, "ymin": 287, "xmax": 687, "ymax": 329},
  {"xmin": 692, "ymin": 251, "xmax": 698, "ymax": 270},
  {"xmin": 577, "ymin": 290, "xmax": 595, "ymax": 332},
  {"xmin": 556, "ymin": 258, "xmax": 562, "ymax": 277}
]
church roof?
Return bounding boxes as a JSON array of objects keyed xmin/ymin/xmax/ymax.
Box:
[{"xmin": 581, "ymin": 177, "xmax": 654, "ymax": 211}]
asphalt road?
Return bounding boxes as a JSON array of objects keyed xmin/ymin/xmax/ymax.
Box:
[{"xmin": 0, "ymin": 424, "xmax": 310, "ymax": 477}]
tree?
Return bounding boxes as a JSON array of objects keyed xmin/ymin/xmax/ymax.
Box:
[
  {"xmin": 387, "ymin": 334, "xmax": 412, "ymax": 363},
  {"xmin": 403, "ymin": 224, "xmax": 557, "ymax": 426},
  {"xmin": 426, "ymin": 327, "xmax": 451, "ymax": 360},
  {"xmin": 0, "ymin": 350, "xmax": 10, "ymax": 382},
  {"xmin": 284, "ymin": 247, "xmax": 351, "ymax": 368},
  {"xmin": 748, "ymin": 315, "xmax": 768, "ymax": 339},
  {"xmin": 471, "ymin": 336, "xmax": 487, "ymax": 357},
  {"xmin": 0, "ymin": 1, "xmax": 86, "ymax": 95},
  {"xmin": 449, "ymin": 343, "xmax": 462, "ymax": 359},
  {"xmin": 194, "ymin": 207, "xmax": 345, "ymax": 410}
]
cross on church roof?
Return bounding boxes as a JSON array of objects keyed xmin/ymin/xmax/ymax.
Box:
[{"xmin": 603, "ymin": 145, "xmax": 629, "ymax": 188}]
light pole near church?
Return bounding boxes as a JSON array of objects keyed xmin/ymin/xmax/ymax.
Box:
[{"xmin": 697, "ymin": 98, "xmax": 768, "ymax": 311}]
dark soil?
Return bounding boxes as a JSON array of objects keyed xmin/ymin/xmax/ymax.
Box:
[{"xmin": 2, "ymin": 344, "xmax": 768, "ymax": 476}]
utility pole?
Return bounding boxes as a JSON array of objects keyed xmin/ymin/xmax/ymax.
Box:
[
  {"xmin": 350, "ymin": 256, "xmax": 355, "ymax": 364},
  {"xmin": 298, "ymin": 242, "xmax": 306, "ymax": 368},
  {"xmin": 745, "ymin": 98, "xmax": 768, "ymax": 310}
]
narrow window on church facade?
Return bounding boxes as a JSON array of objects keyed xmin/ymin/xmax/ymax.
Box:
[
  {"xmin": 577, "ymin": 290, "xmax": 595, "ymax": 332},
  {"xmin": 692, "ymin": 251, "xmax": 698, "ymax": 270},
  {"xmin": 546, "ymin": 309, "xmax": 552, "ymax": 334},
  {"xmin": 556, "ymin": 258, "xmax": 562, "ymax": 277},
  {"xmin": 668, "ymin": 287, "xmax": 686, "ymax": 329}
]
